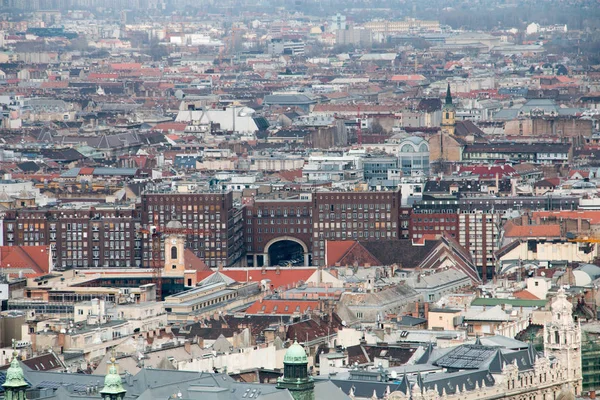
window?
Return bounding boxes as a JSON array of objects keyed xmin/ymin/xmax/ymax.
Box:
[{"xmin": 171, "ymin": 246, "xmax": 178, "ymax": 259}]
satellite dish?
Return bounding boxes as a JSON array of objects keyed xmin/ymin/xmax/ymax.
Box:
[
  {"xmin": 341, "ymin": 320, "xmax": 347, "ymax": 326},
  {"xmin": 391, "ymin": 371, "xmax": 398, "ymax": 379},
  {"xmin": 540, "ymin": 272, "xmax": 545, "ymax": 277}
]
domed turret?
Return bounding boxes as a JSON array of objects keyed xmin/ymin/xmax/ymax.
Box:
[
  {"xmin": 100, "ymin": 356, "xmax": 126, "ymax": 400},
  {"xmin": 3, "ymin": 348, "xmax": 28, "ymax": 396},
  {"xmin": 284, "ymin": 340, "xmax": 309, "ymax": 364},
  {"xmin": 277, "ymin": 340, "xmax": 314, "ymax": 400}
]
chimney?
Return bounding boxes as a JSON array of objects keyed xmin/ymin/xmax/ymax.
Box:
[
  {"xmin": 495, "ymin": 173, "xmax": 499, "ymax": 190},
  {"xmin": 276, "ymin": 265, "xmax": 280, "ymax": 275},
  {"xmin": 424, "ymin": 302, "xmax": 429, "ymax": 317},
  {"xmin": 590, "ymin": 391, "xmax": 596, "ymax": 399},
  {"xmin": 414, "ymin": 302, "xmax": 419, "ymax": 318},
  {"xmin": 521, "ymin": 213, "xmax": 528, "ymax": 226},
  {"xmin": 58, "ymin": 332, "xmax": 65, "ymax": 348}
]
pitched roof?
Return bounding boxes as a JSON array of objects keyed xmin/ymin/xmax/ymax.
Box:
[
  {"xmin": 196, "ymin": 268, "xmax": 316, "ymax": 291},
  {"xmin": 183, "ymin": 249, "xmax": 209, "ymax": 272},
  {"xmin": 533, "ymin": 210, "xmax": 600, "ymax": 225},
  {"xmin": 504, "ymin": 221, "xmax": 561, "ymax": 238},
  {"xmin": 0, "ymin": 246, "xmax": 51, "ymax": 277},
  {"xmin": 513, "ymin": 290, "xmax": 540, "ymax": 300},
  {"xmin": 245, "ymin": 299, "xmax": 320, "ymax": 315}
]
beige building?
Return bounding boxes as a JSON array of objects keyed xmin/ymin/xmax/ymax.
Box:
[
  {"xmin": 385, "ymin": 289, "xmax": 581, "ymax": 400},
  {"xmin": 427, "ymin": 308, "xmax": 461, "ymax": 331},
  {"xmin": 363, "ymin": 19, "xmax": 440, "ymax": 33}
]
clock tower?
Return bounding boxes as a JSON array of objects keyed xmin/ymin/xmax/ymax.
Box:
[{"xmin": 163, "ymin": 220, "xmax": 186, "ymax": 276}]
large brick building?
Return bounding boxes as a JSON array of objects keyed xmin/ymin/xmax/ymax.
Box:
[
  {"xmin": 1, "ymin": 207, "xmax": 141, "ymax": 269},
  {"xmin": 140, "ymin": 191, "xmax": 245, "ymax": 268},
  {"xmin": 243, "ymin": 190, "xmax": 402, "ymax": 267}
]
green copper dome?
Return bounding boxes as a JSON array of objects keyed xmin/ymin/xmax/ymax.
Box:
[
  {"xmin": 3, "ymin": 351, "xmax": 28, "ymax": 389},
  {"xmin": 284, "ymin": 340, "xmax": 308, "ymax": 365},
  {"xmin": 100, "ymin": 357, "xmax": 126, "ymax": 397}
]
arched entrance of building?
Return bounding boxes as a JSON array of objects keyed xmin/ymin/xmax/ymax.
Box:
[{"xmin": 263, "ymin": 236, "xmax": 310, "ymax": 267}]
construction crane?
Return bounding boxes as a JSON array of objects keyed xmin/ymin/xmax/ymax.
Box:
[
  {"xmin": 139, "ymin": 225, "xmax": 212, "ymax": 300},
  {"xmin": 567, "ymin": 232, "xmax": 600, "ymax": 243}
]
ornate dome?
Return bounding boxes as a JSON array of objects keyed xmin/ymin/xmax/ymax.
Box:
[
  {"xmin": 284, "ymin": 340, "xmax": 308, "ymax": 365},
  {"xmin": 100, "ymin": 357, "xmax": 126, "ymax": 396},
  {"xmin": 166, "ymin": 220, "xmax": 184, "ymax": 230},
  {"xmin": 3, "ymin": 351, "xmax": 27, "ymax": 389}
]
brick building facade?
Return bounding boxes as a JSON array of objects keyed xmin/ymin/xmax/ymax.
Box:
[
  {"xmin": 140, "ymin": 191, "xmax": 244, "ymax": 268},
  {"xmin": 2, "ymin": 207, "xmax": 141, "ymax": 269}
]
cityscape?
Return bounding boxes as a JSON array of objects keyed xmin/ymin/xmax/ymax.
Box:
[{"xmin": 0, "ymin": 0, "xmax": 598, "ymax": 399}]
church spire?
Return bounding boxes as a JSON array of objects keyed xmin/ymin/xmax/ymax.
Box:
[{"xmin": 445, "ymin": 83, "xmax": 452, "ymax": 105}]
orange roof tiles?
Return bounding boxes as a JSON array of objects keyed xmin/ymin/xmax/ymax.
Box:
[
  {"xmin": 41, "ymin": 81, "xmax": 69, "ymax": 89},
  {"xmin": 325, "ymin": 241, "xmax": 355, "ymax": 266},
  {"xmin": 183, "ymin": 249, "xmax": 210, "ymax": 272},
  {"xmin": 110, "ymin": 63, "xmax": 142, "ymax": 71},
  {"xmin": 79, "ymin": 167, "xmax": 94, "ymax": 175},
  {"xmin": 88, "ymin": 73, "xmax": 118, "ymax": 80},
  {"xmin": 276, "ymin": 169, "xmax": 303, "ymax": 182},
  {"xmin": 533, "ymin": 211, "xmax": 600, "ymax": 225},
  {"xmin": 0, "ymin": 246, "xmax": 51, "ymax": 277},
  {"xmin": 245, "ymin": 299, "xmax": 320, "ymax": 315},
  {"xmin": 390, "ymin": 74, "xmax": 426, "ymax": 82},
  {"xmin": 504, "ymin": 222, "xmax": 561, "ymax": 238},
  {"xmin": 153, "ymin": 122, "xmax": 188, "ymax": 132},
  {"xmin": 196, "ymin": 268, "xmax": 316, "ymax": 290},
  {"xmin": 513, "ymin": 290, "xmax": 540, "ymax": 300}
]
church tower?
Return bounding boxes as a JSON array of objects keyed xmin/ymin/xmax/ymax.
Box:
[
  {"xmin": 163, "ymin": 220, "xmax": 186, "ymax": 276},
  {"xmin": 544, "ymin": 288, "xmax": 582, "ymax": 395},
  {"xmin": 277, "ymin": 340, "xmax": 315, "ymax": 400},
  {"xmin": 3, "ymin": 344, "xmax": 28, "ymax": 400},
  {"xmin": 440, "ymin": 84, "xmax": 456, "ymax": 137},
  {"xmin": 100, "ymin": 355, "xmax": 127, "ymax": 400}
]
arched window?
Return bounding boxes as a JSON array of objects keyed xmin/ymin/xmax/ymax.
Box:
[
  {"xmin": 446, "ymin": 112, "xmax": 449, "ymax": 119},
  {"xmin": 401, "ymin": 144, "xmax": 414, "ymax": 153},
  {"xmin": 419, "ymin": 143, "xmax": 429, "ymax": 153},
  {"xmin": 171, "ymin": 246, "xmax": 178, "ymax": 260}
]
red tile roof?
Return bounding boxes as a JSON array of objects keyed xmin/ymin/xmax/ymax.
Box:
[
  {"xmin": 245, "ymin": 299, "xmax": 320, "ymax": 315},
  {"xmin": 504, "ymin": 222, "xmax": 561, "ymax": 238},
  {"xmin": 183, "ymin": 249, "xmax": 209, "ymax": 272},
  {"xmin": 152, "ymin": 122, "xmax": 188, "ymax": 132},
  {"xmin": 0, "ymin": 246, "xmax": 51, "ymax": 277},
  {"xmin": 79, "ymin": 167, "xmax": 94, "ymax": 175},
  {"xmin": 390, "ymin": 74, "xmax": 426, "ymax": 82},
  {"xmin": 196, "ymin": 268, "xmax": 315, "ymax": 290},
  {"xmin": 457, "ymin": 164, "xmax": 518, "ymax": 179},
  {"xmin": 533, "ymin": 211, "xmax": 600, "ymax": 225},
  {"xmin": 41, "ymin": 81, "xmax": 69, "ymax": 89},
  {"xmin": 325, "ymin": 240, "xmax": 382, "ymax": 267},
  {"xmin": 325, "ymin": 241, "xmax": 355, "ymax": 266},
  {"xmin": 88, "ymin": 73, "xmax": 118, "ymax": 80},
  {"xmin": 110, "ymin": 63, "xmax": 142, "ymax": 71},
  {"xmin": 276, "ymin": 169, "xmax": 303, "ymax": 182},
  {"xmin": 513, "ymin": 290, "xmax": 540, "ymax": 300}
]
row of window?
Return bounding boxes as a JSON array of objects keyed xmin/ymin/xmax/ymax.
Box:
[
  {"xmin": 318, "ymin": 203, "xmax": 392, "ymax": 211},
  {"xmin": 253, "ymin": 219, "xmax": 309, "ymax": 225}
]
